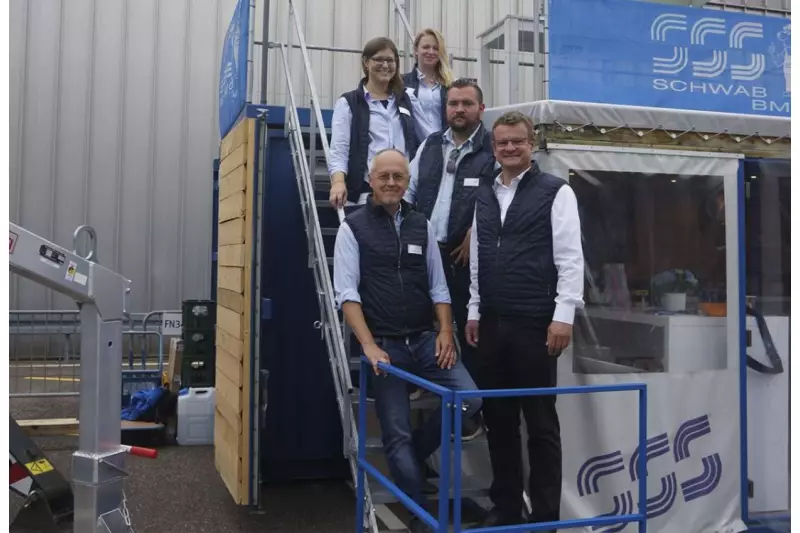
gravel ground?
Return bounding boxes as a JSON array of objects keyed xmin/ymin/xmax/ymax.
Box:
[{"xmin": 10, "ymin": 397, "xmax": 356, "ymax": 533}]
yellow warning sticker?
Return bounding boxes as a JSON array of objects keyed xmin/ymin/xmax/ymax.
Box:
[{"xmin": 25, "ymin": 459, "xmax": 54, "ymax": 475}]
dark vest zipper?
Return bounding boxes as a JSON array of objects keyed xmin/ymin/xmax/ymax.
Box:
[{"xmin": 389, "ymin": 217, "xmax": 408, "ymax": 335}]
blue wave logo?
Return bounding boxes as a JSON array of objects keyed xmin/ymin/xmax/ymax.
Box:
[
  {"xmin": 673, "ymin": 414, "xmax": 711, "ymax": 463},
  {"xmin": 576, "ymin": 413, "xmax": 720, "ymax": 528},
  {"xmin": 592, "ymin": 490, "xmax": 634, "ymax": 533},
  {"xmin": 629, "ymin": 433, "xmax": 670, "ymax": 482},
  {"xmin": 577, "ymin": 451, "xmax": 626, "ymax": 497},
  {"xmin": 646, "ymin": 472, "xmax": 679, "ymax": 519},
  {"xmin": 681, "ymin": 453, "xmax": 723, "ymax": 502}
]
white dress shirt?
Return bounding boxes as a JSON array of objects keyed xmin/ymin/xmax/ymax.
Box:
[
  {"xmin": 404, "ymin": 126, "xmax": 481, "ymax": 243},
  {"xmin": 327, "ymin": 90, "xmax": 410, "ymax": 187},
  {"xmin": 467, "ymin": 167, "xmax": 585, "ymax": 324},
  {"xmin": 406, "ymin": 68, "xmax": 443, "ymax": 141}
]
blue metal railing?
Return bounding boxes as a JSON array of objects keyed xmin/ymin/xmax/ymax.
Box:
[{"xmin": 355, "ymin": 356, "xmax": 649, "ymax": 533}]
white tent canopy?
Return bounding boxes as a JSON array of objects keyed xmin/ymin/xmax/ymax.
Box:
[{"xmin": 483, "ymin": 100, "xmax": 791, "ymax": 141}]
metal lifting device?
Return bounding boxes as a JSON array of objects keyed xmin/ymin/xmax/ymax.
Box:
[{"xmin": 8, "ymin": 223, "xmax": 157, "ymax": 533}]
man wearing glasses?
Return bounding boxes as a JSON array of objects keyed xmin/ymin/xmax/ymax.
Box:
[
  {"xmin": 465, "ymin": 111, "xmax": 585, "ymax": 530},
  {"xmin": 333, "ymin": 148, "xmax": 482, "ymax": 533},
  {"xmin": 404, "ymin": 78, "xmax": 495, "ymax": 441}
]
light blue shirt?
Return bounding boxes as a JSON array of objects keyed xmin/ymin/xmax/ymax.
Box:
[
  {"xmin": 404, "ymin": 127, "xmax": 479, "ymax": 243},
  {"xmin": 406, "ymin": 68, "xmax": 443, "ymax": 141},
  {"xmin": 327, "ymin": 90, "xmax": 411, "ymax": 184},
  {"xmin": 333, "ymin": 208, "xmax": 451, "ymax": 310}
]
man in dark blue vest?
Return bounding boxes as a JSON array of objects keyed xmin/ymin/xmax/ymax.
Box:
[
  {"xmin": 404, "ymin": 79, "xmax": 494, "ymax": 440},
  {"xmin": 333, "ymin": 148, "xmax": 482, "ymax": 533},
  {"xmin": 465, "ymin": 112, "xmax": 585, "ymax": 530}
]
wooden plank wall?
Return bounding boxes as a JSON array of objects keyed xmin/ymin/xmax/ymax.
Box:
[{"xmin": 214, "ymin": 118, "xmax": 255, "ymax": 505}]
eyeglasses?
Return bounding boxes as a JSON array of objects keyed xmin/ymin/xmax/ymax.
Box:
[
  {"xmin": 373, "ymin": 173, "xmax": 406, "ymax": 183},
  {"xmin": 494, "ymin": 138, "xmax": 530, "ymax": 148},
  {"xmin": 371, "ymin": 57, "xmax": 396, "ymax": 66}
]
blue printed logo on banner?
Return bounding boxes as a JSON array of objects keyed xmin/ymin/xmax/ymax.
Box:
[
  {"xmin": 219, "ymin": 0, "xmax": 250, "ymax": 138},
  {"xmin": 576, "ymin": 414, "xmax": 721, "ymax": 531},
  {"xmin": 548, "ymin": 0, "xmax": 790, "ymax": 117}
]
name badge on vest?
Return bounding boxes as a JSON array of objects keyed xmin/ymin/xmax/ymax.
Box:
[
  {"xmin": 464, "ymin": 178, "xmax": 480, "ymax": 187},
  {"xmin": 398, "ymin": 106, "xmax": 411, "ymax": 116},
  {"xmin": 408, "ymin": 244, "xmax": 423, "ymax": 255}
]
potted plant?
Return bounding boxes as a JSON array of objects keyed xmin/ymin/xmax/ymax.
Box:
[{"xmin": 651, "ymin": 269, "xmax": 698, "ymax": 312}]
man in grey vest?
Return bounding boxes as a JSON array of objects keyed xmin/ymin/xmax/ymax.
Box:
[
  {"xmin": 333, "ymin": 148, "xmax": 482, "ymax": 533},
  {"xmin": 404, "ymin": 78, "xmax": 494, "ymax": 440},
  {"xmin": 465, "ymin": 111, "xmax": 585, "ymax": 530}
]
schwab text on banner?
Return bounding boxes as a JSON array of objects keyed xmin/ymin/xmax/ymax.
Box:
[{"xmin": 548, "ymin": 0, "xmax": 790, "ymax": 117}]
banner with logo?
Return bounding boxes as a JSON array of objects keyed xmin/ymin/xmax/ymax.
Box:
[
  {"xmin": 218, "ymin": 0, "xmax": 250, "ymax": 138},
  {"xmin": 535, "ymin": 146, "xmax": 746, "ymax": 533},
  {"xmin": 547, "ymin": 0, "xmax": 791, "ymax": 117}
]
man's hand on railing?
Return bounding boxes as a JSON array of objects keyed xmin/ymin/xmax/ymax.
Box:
[
  {"xmin": 330, "ymin": 174, "xmax": 348, "ymax": 208},
  {"xmin": 364, "ymin": 343, "xmax": 391, "ymax": 376}
]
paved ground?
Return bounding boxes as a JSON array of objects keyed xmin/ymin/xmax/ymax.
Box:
[{"xmin": 10, "ymin": 395, "xmax": 356, "ymax": 533}]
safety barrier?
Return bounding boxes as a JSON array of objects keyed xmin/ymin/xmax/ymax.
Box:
[
  {"xmin": 9, "ymin": 309, "xmax": 174, "ymax": 398},
  {"xmin": 355, "ymin": 356, "xmax": 649, "ymax": 533}
]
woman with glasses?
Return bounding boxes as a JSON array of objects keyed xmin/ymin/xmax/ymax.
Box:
[
  {"xmin": 328, "ymin": 37, "xmax": 420, "ymax": 208},
  {"xmin": 402, "ymin": 29, "xmax": 455, "ymax": 141}
]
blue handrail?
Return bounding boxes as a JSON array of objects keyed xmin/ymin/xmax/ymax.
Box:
[{"xmin": 355, "ymin": 356, "xmax": 649, "ymax": 533}]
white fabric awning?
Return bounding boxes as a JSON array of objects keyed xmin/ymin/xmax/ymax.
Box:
[{"xmin": 483, "ymin": 100, "xmax": 790, "ymax": 141}]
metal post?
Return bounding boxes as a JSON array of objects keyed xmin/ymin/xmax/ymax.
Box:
[
  {"xmin": 260, "ymin": 0, "xmax": 270, "ymax": 104},
  {"xmin": 479, "ymin": 43, "xmax": 492, "ymax": 106},
  {"xmin": 72, "ymin": 303, "xmax": 127, "ymax": 532},
  {"xmin": 247, "ymin": 0, "xmax": 256, "ymax": 103},
  {"xmin": 452, "ymin": 393, "xmax": 464, "ymax": 533},
  {"xmin": 437, "ymin": 392, "xmax": 452, "ymax": 533},
  {"xmin": 504, "ymin": 17, "xmax": 520, "ymax": 106},
  {"xmin": 542, "ymin": 0, "xmax": 550, "ymax": 100},
  {"xmin": 638, "ymin": 387, "xmax": 648, "ymax": 533},
  {"xmin": 532, "ymin": 0, "xmax": 541, "ymax": 101},
  {"xmin": 355, "ymin": 363, "xmax": 368, "ymax": 533},
  {"xmin": 403, "ymin": 0, "xmax": 413, "ymax": 71}
]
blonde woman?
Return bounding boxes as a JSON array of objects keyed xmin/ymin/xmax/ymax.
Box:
[{"xmin": 402, "ymin": 28, "xmax": 455, "ymax": 140}]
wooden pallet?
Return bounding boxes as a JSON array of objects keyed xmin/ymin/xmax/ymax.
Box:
[{"xmin": 17, "ymin": 418, "xmax": 163, "ymax": 437}]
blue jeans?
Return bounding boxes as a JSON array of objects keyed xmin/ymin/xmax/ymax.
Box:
[{"xmin": 370, "ymin": 330, "xmax": 482, "ymax": 508}]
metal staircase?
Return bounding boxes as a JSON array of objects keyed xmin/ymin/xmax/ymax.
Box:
[
  {"xmin": 275, "ymin": 1, "xmax": 493, "ymax": 530},
  {"xmin": 275, "ymin": 7, "xmax": 382, "ymax": 529}
]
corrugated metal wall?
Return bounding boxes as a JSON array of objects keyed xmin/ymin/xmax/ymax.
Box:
[
  {"xmin": 9, "ymin": 0, "xmax": 538, "ymax": 312},
  {"xmin": 253, "ymin": 0, "xmax": 540, "ymax": 110},
  {"xmin": 12, "ymin": 0, "xmax": 785, "ymax": 312},
  {"xmin": 10, "ymin": 0, "xmax": 237, "ymax": 312}
]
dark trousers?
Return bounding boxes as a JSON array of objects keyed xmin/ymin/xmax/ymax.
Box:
[
  {"xmin": 438, "ymin": 246, "xmax": 477, "ymax": 374},
  {"xmin": 474, "ymin": 315, "xmax": 562, "ymax": 522},
  {"xmin": 370, "ymin": 331, "xmax": 482, "ymax": 507}
]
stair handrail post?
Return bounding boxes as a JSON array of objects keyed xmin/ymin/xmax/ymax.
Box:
[
  {"xmin": 286, "ymin": 0, "xmax": 353, "ymax": 395},
  {"xmin": 391, "ymin": 0, "xmax": 415, "ymax": 71},
  {"xmin": 280, "ymin": 8, "xmax": 379, "ymax": 531},
  {"xmin": 278, "ymin": 40, "xmax": 354, "ymax": 407},
  {"xmin": 287, "ymin": 0, "xmax": 343, "ymax": 224}
]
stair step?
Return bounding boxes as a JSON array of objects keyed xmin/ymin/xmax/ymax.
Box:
[
  {"xmin": 299, "ymin": 126, "xmax": 332, "ymax": 136},
  {"xmin": 314, "ymin": 166, "xmax": 329, "ymax": 180},
  {"xmin": 366, "ymin": 475, "xmax": 490, "ymax": 505}
]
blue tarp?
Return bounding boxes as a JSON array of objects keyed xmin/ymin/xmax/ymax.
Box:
[{"xmin": 121, "ymin": 387, "xmax": 167, "ymax": 421}]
